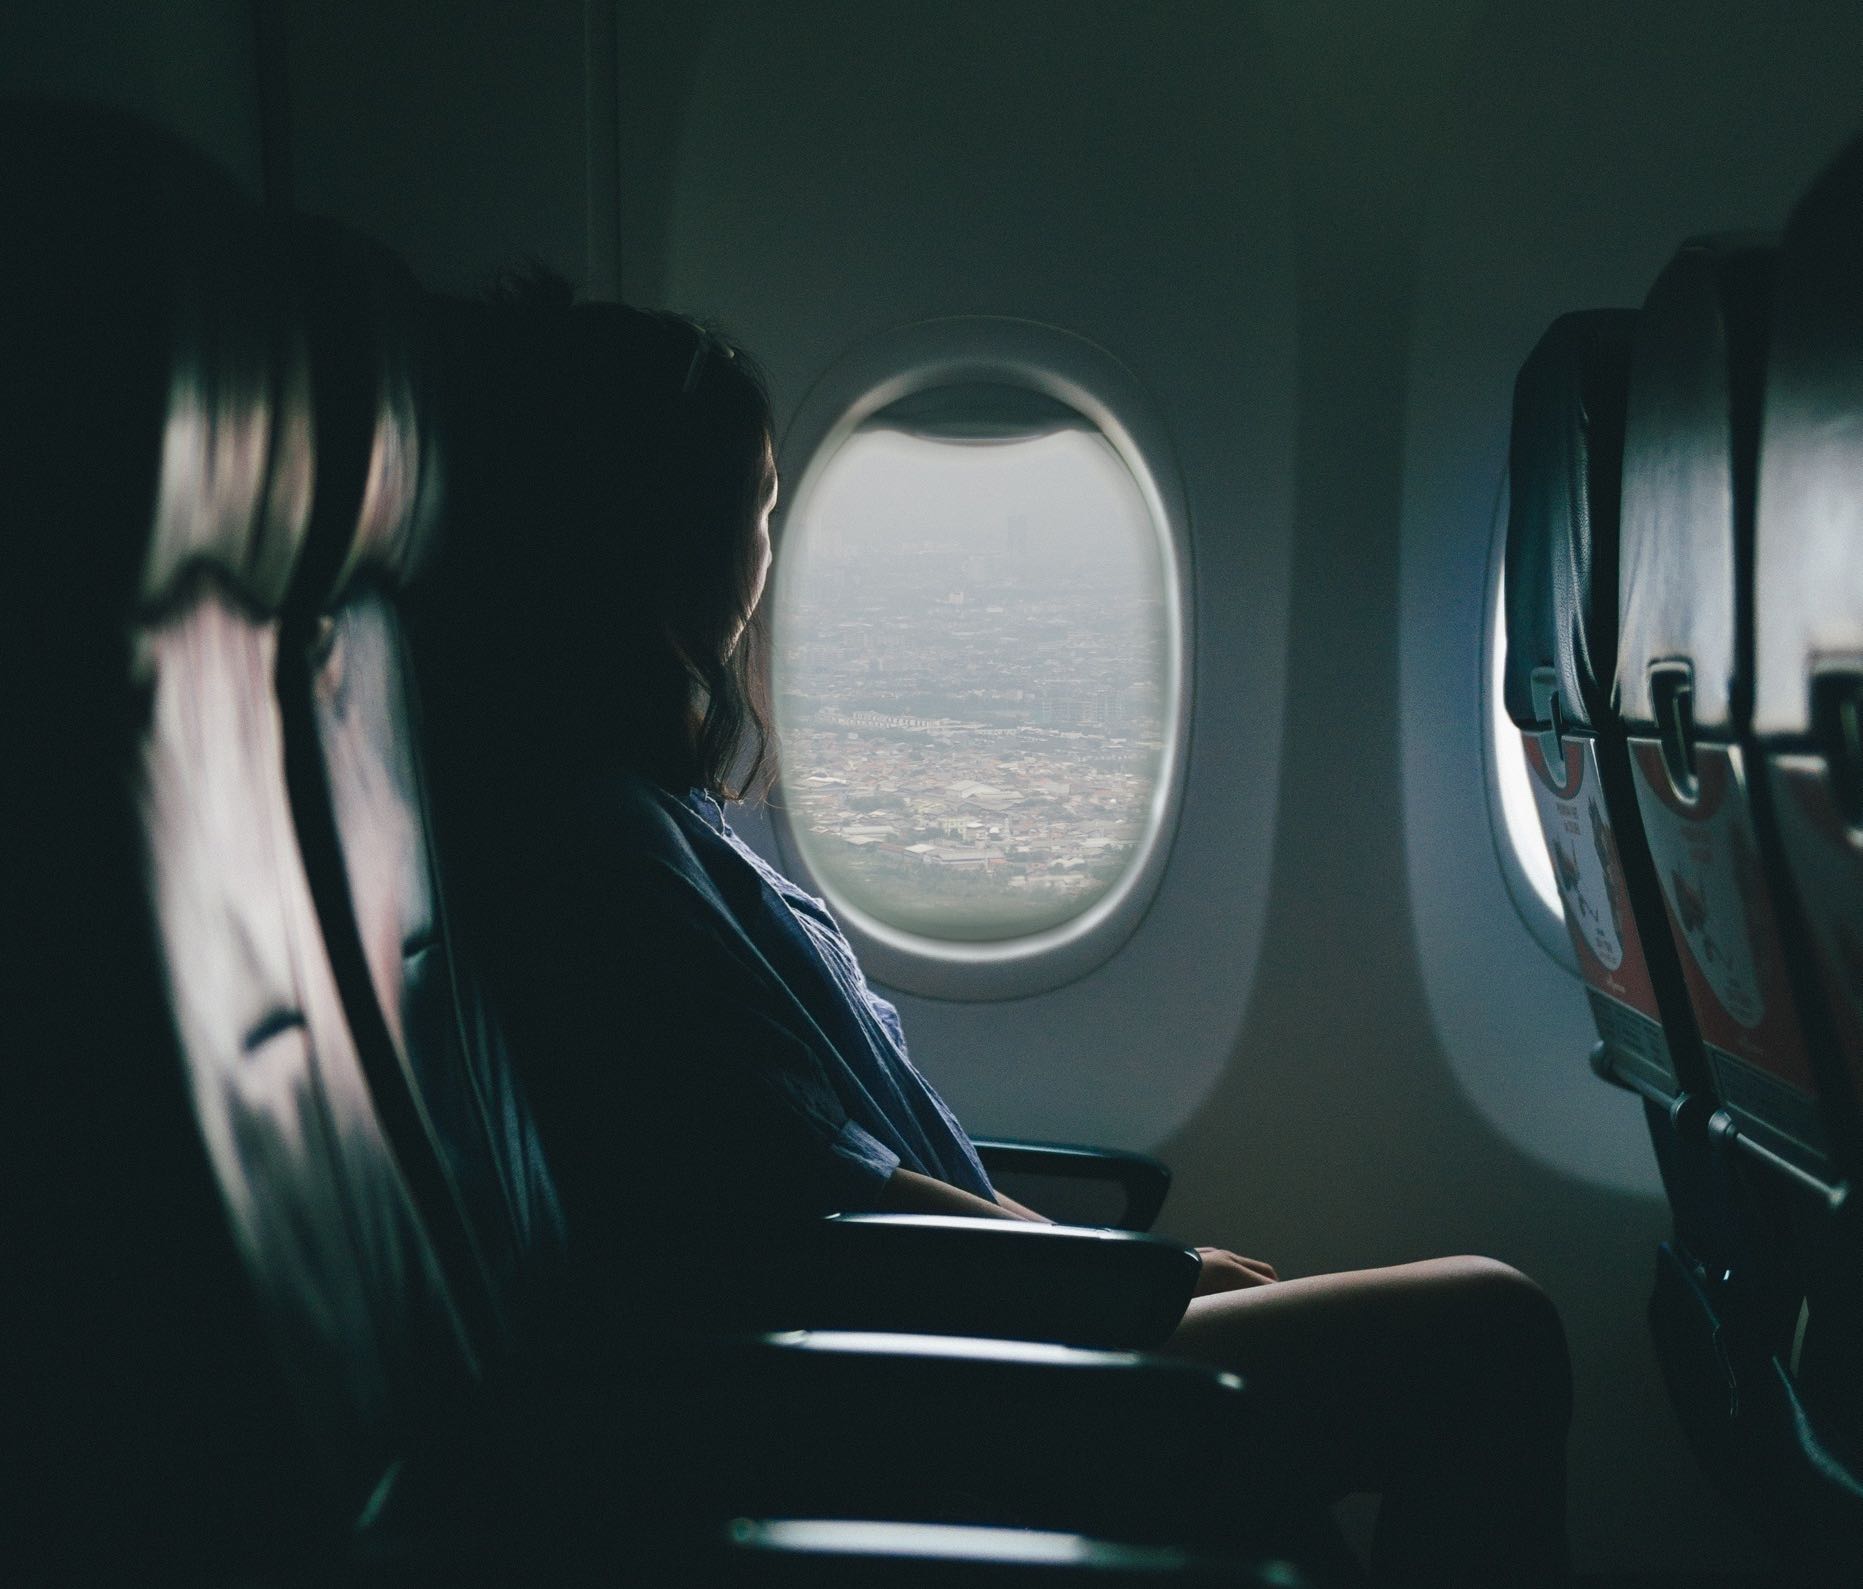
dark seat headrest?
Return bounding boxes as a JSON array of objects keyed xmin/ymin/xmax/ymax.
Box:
[
  {"xmin": 1616, "ymin": 234, "xmax": 1775, "ymax": 735},
  {"xmin": 287, "ymin": 215, "xmax": 442, "ymax": 615},
  {"xmin": 1754, "ymin": 137, "xmax": 1863, "ymax": 740},
  {"xmin": 0, "ymin": 100, "xmax": 309, "ymax": 628},
  {"xmin": 1503, "ymin": 308, "xmax": 1637, "ymax": 732}
]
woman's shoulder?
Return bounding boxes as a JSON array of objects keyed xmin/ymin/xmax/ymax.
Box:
[
  {"xmin": 602, "ymin": 766, "xmax": 687, "ymax": 833},
  {"xmin": 552, "ymin": 767, "xmax": 710, "ymax": 888},
  {"xmin": 551, "ymin": 769, "xmax": 791, "ymax": 954}
]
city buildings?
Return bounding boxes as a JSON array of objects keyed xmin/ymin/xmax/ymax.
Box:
[{"xmin": 775, "ymin": 525, "xmax": 1168, "ymax": 940}]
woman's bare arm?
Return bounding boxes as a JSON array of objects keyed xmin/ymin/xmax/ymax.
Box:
[
  {"xmin": 992, "ymin": 1189, "xmax": 1051, "ymax": 1222},
  {"xmin": 876, "ymin": 1166, "xmax": 1046, "ymax": 1221}
]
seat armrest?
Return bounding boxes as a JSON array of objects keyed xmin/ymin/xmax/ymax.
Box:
[
  {"xmin": 972, "ymin": 1138, "xmax": 1172, "ymax": 1231},
  {"xmin": 360, "ymin": 1328, "xmax": 1333, "ymax": 1579},
  {"xmin": 767, "ymin": 1214, "xmax": 1198, "ymax": 1350},
  {"xmin": 713, "ymin": 1518, "xmax": 1300, "ymax": 1585},
  {"xmin": 676, "ymin": 1330, "xmax": 1267, "ymax": 1549}
]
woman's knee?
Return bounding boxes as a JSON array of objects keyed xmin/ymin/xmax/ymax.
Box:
[{"xmin": 1431, "ymin": 1256, "xmax": 1572, "ymax": 1428}]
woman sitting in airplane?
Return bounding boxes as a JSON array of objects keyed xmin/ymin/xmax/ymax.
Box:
[{"xmin": 420, "ymin": 276, "xmax": 1574, "ymax": 1589}]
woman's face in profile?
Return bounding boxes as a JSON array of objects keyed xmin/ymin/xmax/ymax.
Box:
[{"xmin": 742, "ymin": 437, "xmax": 777, "ymax": 627}]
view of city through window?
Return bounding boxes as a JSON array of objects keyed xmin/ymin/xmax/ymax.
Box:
[{"xmin": 771, "ymin": 421, "xmax": 1172, "ymax": 942}]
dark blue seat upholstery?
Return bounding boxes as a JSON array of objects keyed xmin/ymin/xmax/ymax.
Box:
[
  {"xmin": 3, "ymin": 103, "xmax": 479, "ymax": 1582},
  {"xmin": 1743, "ymin": 133, "xmax": 1863, "ymax": 1561},
  {"xmin": 1753, "ymin": 136, "xmax": 1863, "ymax": 1183},
  {"xmin": 1502, "ymin": 308, "xmax": 1706, "ymax": 1109},
  {"xmin": 1611, "ymin": 233, "xmax": 1863, "ymax": 1572},
  {"xmin": 1500, "ymin": 301, "xmax": 1779, "ymax": 1527},
  {"xmin": 1617, "ymin": 235, "xmax": 1838, "ymax": 1188},
  {"xmin": 1499, "ymin": 246, "xmax": 1863, "ymax": 1576},
  {"xmin": 280, "ymin": 215, "xmax": 569, "ymax": 1363},
  {"xmin": 1501, "ymin": 305, "xmax": 1774, "ymax": 1300}
]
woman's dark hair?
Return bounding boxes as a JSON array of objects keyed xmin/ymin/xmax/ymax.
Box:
[{"xmin": 431, "ymin": 271, "xmax": 776, "ymax": 799}]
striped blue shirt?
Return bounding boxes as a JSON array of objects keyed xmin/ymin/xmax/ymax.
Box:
[{"xmin": 680, "ymin": 786, "xmax": 994, "ymax": 1206}]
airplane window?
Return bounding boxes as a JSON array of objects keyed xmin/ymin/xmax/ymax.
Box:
[
  {"xmin": 1488, "ymin": 566, "xmax": 1563, "ymax": 919},
  {"xmin": 770, "ymin": 400, "xmax": 1172, "ymax": 947}
]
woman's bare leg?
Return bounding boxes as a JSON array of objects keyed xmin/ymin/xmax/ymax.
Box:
[{"xmin": 1164, "ymin": 1255, "xmax": 1571, "ymax": 1588}]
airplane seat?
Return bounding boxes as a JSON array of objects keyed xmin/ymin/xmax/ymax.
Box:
[
  {"xmin": 1617, "ymin": 230, "xmax": 1863, "ymax": 1570},
  {"xmin": 1500, "ymin": 310, "xmax": 1749, "ymax": 1267},
  {"xmin": 1, "ymin": 102, "xmax": 483, "ymax": 1580},
  {"xmin": 1753, "ymin": 136, "xmax": 1863, "ymax": 1196},
  {"xmin": 1752, "ymin": 134, "xmax": 1863, "ymax": 1474},
  {"xmin": 1617, "ymin": 234, "xmax": 1836, "ymax": 1188},
  {"xmin": 265, "ymin": 216, "xmax": 1356, "ymax": 1582},
  {"xmin": 1498, "ymin": 298, "xmax": 1830, "ymax": 1563},
  {"xmin": 1503, "ymin": 308, "xmax": 1705, "ymax": 1106},
  {"xmin": 5, "ymin": 98, "xmax": 311, "ymax": 1579},
  {"xmin": 280, "ymin": 212, "xmax": 568, "ymax": 1357}
]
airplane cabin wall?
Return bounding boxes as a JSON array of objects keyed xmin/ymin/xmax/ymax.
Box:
[
  {"xmin": 2, "ymin": 0, "xmax": 265, "ymax": 195},
  {"xmin": 12, "ymin": 0, "xmax": 1863, "ymax": 1576},
  {"xmin": 652, "ymin": 0, "xmax": 1300, "ymax": 1163},
  {"xmin": 275, "ymin": 0, "xmax": 609, "ymax": 297}
]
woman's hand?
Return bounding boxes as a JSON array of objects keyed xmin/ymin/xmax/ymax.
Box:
[{"xmin": 1193, "ymin": 1247, "xmax": 1278, "ymax": 1296}]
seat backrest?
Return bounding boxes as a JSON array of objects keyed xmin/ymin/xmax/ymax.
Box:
[
  {"xmin": 1616, "ymin": 235, "xmax": 1836, "ymax": 1188},
  {"xmin": 278, "ymin": 216, "xmax": 565, "ymax": 1346},
  {"xmin": 1503, "ymin": 308, "xmax": 1705, "ymax": 1104},
  {"xmin": 3, "ymin": 104, "xmax": 479, "ymax": 1574},
  {"xmin": 4, "ymin": 101, "xmax": 311, "ymax": 1575},
  {"xmin": 1753, "ymin": 134, "xmax": 1863, "ymax": 1176}
]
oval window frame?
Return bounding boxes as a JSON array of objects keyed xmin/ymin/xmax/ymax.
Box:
[{"xmin": 765, "ymin": 316, "xmax": 1191, "ymax": 1000}]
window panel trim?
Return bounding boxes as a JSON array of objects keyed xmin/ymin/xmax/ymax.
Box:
[{"xmin": 764, "ymin": 316, "xmax": 1192, "ymax": 1001}]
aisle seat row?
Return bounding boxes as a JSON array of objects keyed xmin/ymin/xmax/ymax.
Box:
[
  {"xmin": 1504, "ymin": 133, "xmax": 1863, "ymax": 1577},
  {"xmin": 3, "ymin": 102, "xmax": 1322, "ymax": 1586}
]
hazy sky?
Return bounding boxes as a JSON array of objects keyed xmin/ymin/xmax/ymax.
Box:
[{"xmin": 784, "ymin": 426, "xmax": 1162, "ymax": 577}]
